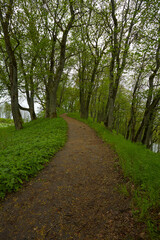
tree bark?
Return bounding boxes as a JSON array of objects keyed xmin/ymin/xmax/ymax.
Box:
[
  {"xmin": 49, "ymin": 84, "xmax": 57, "ymax": 118},
  {"xmin": 45, "ymin": 85, "xmax": 50, "ymax": 118}
]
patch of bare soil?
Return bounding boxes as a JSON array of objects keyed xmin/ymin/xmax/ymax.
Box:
[{"xmin": 0, "ymin": 114, "xmax": 149, "ymax": 240}]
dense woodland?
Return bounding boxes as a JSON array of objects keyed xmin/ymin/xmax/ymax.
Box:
[{"xmin": 0, "ymin": 0, "xmax": 160, "ymax": 150}]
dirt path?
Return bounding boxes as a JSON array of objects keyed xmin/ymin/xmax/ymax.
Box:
[{"xmin": 0, "ymin": 115, "xmax": 148, "ymax": 240}]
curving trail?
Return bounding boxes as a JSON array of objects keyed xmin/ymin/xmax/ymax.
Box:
[{"xmin": 0, "ymin": 114, "xmax": 147, "ymax": 240}]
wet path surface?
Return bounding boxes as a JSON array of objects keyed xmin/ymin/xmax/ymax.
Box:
[{"xmin": 0, "ymin": 115, "xmax": 147, "ymax": 239}]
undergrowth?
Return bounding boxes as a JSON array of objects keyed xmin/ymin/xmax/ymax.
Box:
[
  {"xmin": 68, "ymin": 112, "xmax": 160, "ymax": 239},
  {"xmin": 0, "ymin": 118, "xmax": 14, "ymax": 128},
  {"xmin": 0, "ymin": 117, "xmax": 67, "ymax": 199}
]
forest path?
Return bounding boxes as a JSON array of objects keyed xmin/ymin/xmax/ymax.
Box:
[{"xmin": 0, "ymin": 114, "xmax": 147, "ymax": 240}]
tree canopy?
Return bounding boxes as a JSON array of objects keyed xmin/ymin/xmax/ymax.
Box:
[{"xmin": 0, "ymin": 0, "xmax": 159, "ymax": 150}]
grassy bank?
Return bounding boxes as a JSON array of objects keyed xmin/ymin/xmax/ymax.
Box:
[
  {"xmin": 68, "ymin": 113, "xmax": 160, "ymax": 239},
  {"xmin": 0, "ymin": 117, "xmax": 67, "ymax": 199}
]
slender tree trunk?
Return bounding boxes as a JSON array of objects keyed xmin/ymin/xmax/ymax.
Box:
[
  {"xmin": 45, "ymin": 85, "xmax": 50, "ymax": 118},
  {"xmin": 79, "ymin": 57, "xmax": 99, "ymax": 119},
  {"xmin": 24, "ymin": 76, "xmax": 36, "ymax": 121},
  {"xmin": 79, "ymin": 65, "xmax": 87, "ymax": 118},
  {"xmin": 142, "ymin": 110, "xmax": 156, "ymax": 148},
  {"xmin": 28, "ymin": 59, "xmax": 36, "ymax": 120},
  {"xmin": 80, "ymin": 83, "xmax": 88, "ymax": 119},
  {"xmin": 10, "ymin": 64, "xmax": 23, "ymax": 129},
  {"xmin": 80, "ymin": 105, "xmax": 89, "ymax": 119},
  {"xmin": 90, "ymin": 88, "xmax": 98, "ymax": 121},
  {"xmin": 28, "ymin": 96, "xmax": 36, "ymax": 120},
  {"xmin": 126, "ymin": 91, "xmax": 138, "ymax": 140},
  {"xmin": 49, "ymin": 85, "xmax": 57, "ymax": 118},
  {"xmin": 104, "ymin": 79, "xmax": 118, "ymax": 129},
  {"xmin": 85, "ymin": 62, "xmax": 98, "ymax": 119},
  {"xmin": 97, "ymin": 93, "xmax": 104, "ymax": 123},
  {"xmin": 105, "ymin": 97, "xmax": 114, "ymax": 129},
  {"xmin": 58, "ymin": 81, "xmax": 66, "ymax": 108},
  {"xmin": 46, "ymin": 74, "xmax": 57, "ymax": 118}
]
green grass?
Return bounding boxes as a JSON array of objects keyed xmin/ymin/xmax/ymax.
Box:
[
  {"xmin": 68, "ymin": 112, "xmax": 160, "ymax": 239},
  {"xmin": 0, "ymin": 117, "xmax": 67, "ymax": 199}
]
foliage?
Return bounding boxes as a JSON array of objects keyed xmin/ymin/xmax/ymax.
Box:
[
  {"xmin": 0, "ymin": 117, "xmax": 67, "ymax": 199},
  {"xmin": 0, "ymin": 118, "xmax": 13, "ymax": 124},
  {"xmin": 68, "ymin": 112, "xmax": 160, "ymax": 238},
  {"xmin": 0, "ymin": 0, "xmax": 159, "ymax": 144},
  {"xmin": 0, "ymin": 118, "xmax": 14, "ymax": 128}
]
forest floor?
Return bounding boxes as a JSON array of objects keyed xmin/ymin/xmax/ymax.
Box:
[{"xmin": 0, "ymin": 114, "xmax": 149, "ymax": 240}]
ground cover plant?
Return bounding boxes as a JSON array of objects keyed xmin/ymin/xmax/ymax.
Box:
[
  {"xmin": 68, "ymin": 113, "xmax": 160, "ymax": 239},
  {"xmin": 0, "ymin": 118, "xmax": 14, "ymax": 128},
  {"xmin": 0, "ymin": 117, "xmax": 67, "ymax": 199}
]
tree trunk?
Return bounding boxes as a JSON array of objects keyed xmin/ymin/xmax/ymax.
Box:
[
  {"xmin": 142, "ymin": 110, "xmax": 156, "ymax": 148},
  {"xmin": 45, "ymin": 85, "xmax": 50, "ymax": 118},
  {"xmin": 49, "ymin": 86, "xmax": 57, "ymax": 118},
  {"xmin": 79, "ymin": 57, "xmax": 99, "ymax": 120},
  {"xmin": 46, "ymin": 73, "xmax": 57, "ymax": 118},
  {"xmin": 104, "ymin": 79, "xmax": 118, "ymax": 130},
  {"xmin": 80, "ymin": 82, "xmax": 88, "ymax": 119},
  {"xmin": 28, "ymin": 97, "xmax": 36, "ymax": 121},
  {"xmin": 80, "ymin": 105, "xmax": 89, "ymax": 119},
  {"xmin": 10, "ymin": 67, "xmax": 23, "ymax": 129},
  {"xmin": 25, "ymin": 82, "xmax": 36, "ymax": 121},
  {"xmin": 58, "ymin": 81, "xmax": 65, "ymax": 108},
  {"xmin": 126, "ymin": 98, "xmax": 137, "ymax": 141},
  {"xmin": 104, "ymin": 96, "xmax": 114, "ymax": 130},
  {"xmin": 135, "ymin": 93, "xmax": 160, "ymax": 143}
]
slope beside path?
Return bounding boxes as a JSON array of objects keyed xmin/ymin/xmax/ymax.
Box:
[{"xmin": 0, "ymin": 114, "xmax": 148, "ymax": 240}]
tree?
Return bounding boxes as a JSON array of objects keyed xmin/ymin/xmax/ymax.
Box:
[
  {"xmin": 43, "ymin": 0, "xmax": 75, "ymax": 118},
  {"xmin": 0, "ymin": 0, "xmax": 23, "ymax": 129},
  {"xmin": 126, "ymin": 53, "xmax": 146, "ymax": 141},
  {"xmin": 134, "ymin": 22, "xmax": 160, "ymax": 146},
  {"xmin": 16, "ymin": 0, "xmax": 42, "ymax": 121},
  {"xmin": 74, "ymin": 1, "xmax": 108, "ymax": 119},
  {"xmin": 103, "ymin": 0, "xmax": 143, "ymax": 130}
]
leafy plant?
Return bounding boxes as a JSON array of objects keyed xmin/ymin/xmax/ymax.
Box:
[
  {"xmin": 0, "ymin": 118, "xmax": 14, "ymax": 128},
  {"xmin": 0, "ymin": 117, "xmax": 67, "ymax": 199}
]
